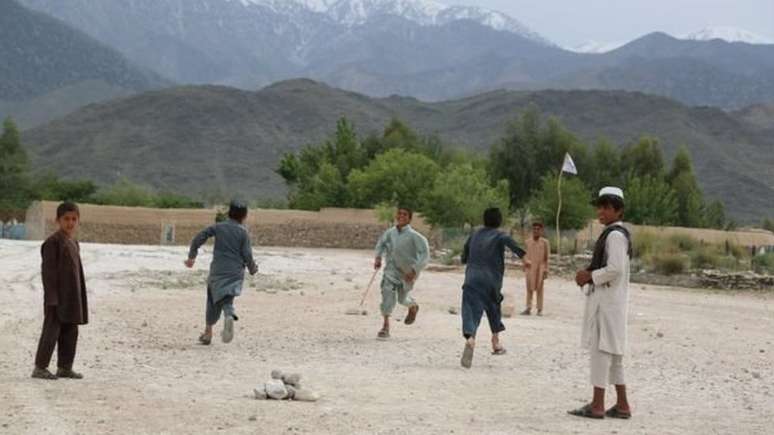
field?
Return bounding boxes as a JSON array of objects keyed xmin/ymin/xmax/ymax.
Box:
[{"xmin": 1, "ymin": 240, "xmax": 772, "ymax": 434}]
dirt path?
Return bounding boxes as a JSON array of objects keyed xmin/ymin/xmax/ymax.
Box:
[{"xmin": 1, "ymin": 240, "xmax": 772, "ymax": 434}]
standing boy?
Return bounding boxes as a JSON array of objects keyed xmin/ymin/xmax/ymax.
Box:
[
  {"xmin": 373, "ymin": 207, "xmax": 429, "ymax": 339},
  {"xmin": 460, "ymin": 208, "xmax": 530, "ymax": 368},
  {"xmin": 569, "ymin": 187, "xmax": 633, "ymax": 419},
  {"xmin": 32, "ymin": 202, "xmax": 87, "ymax": 380},
  {"xmin": 186, "ymin": 201, "xmax": 258, "ymax": 345},
  {"xmin": 521, "ymin": 220, "xmax": 550, "ymax": 316}
]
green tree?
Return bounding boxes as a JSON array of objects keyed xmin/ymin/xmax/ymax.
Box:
[
  {"xmin": 278, "ymin": 118, "xmax": 365, "ymax": 209},
  {"xmin": 703, "ymin": 200, "xmax": 727, "ymax": 230},
  {"xmin": 624, "ymin": 175, "xmax": 679, "ymax": 225},
  {"xmin": 667, "ymin": 147, "xmax": 704, "ymax": 227},
  {"xmin": 421, "ymin": 164, "xmax": 510, "ymax": 228},
  {"xmin": 763, "ymin": 218, "xmax": 774, "ymax": 233},
  {"xmin": 620, "ymin": 136, "xmax": 665, "ymax": 179},
  {"xmin": 291, "ymin": 162, "xmax": 348, "ymax": 210},
  {"xmin": 33, "ymin": 173, "xmax": 97, "ymax": 203},
  {"xmin": 348, "ymin": 148, "xmax": 440, "ymax": 210},
  {"xmin": 587, "ymin": 139, "xmax": 623, "ymax": 190},
  {"xmin": 92, "ymin": 178, "xmax": 155, "ymax": 207},
  {"xmin": 0, "ymin": 117, "xmax": 33, "ymax": 211},
  {"xmin": 527, "ymin": 172, "xmax": 594, "ymax": 231},
  {"xmin": 490, "ymin": 107, "xmax": 588, "ymax": 212}
]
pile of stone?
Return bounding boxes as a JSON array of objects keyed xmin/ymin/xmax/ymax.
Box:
[
  {"xmin": 254, "ymin": 370, "xmax": 321, "ymax": 402},
  {"xmin": 698, "ymin": 270, "xmax": 774, "ymax": 290}
]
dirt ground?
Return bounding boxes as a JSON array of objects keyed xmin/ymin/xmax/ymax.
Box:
[{"xmin": 1, "ymin": 240, "xmax": 772, "ymax": 435}]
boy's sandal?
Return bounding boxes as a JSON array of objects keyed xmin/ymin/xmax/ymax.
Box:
[
  {"xmin": 377, "ymin": 329, "xmax": 390, "ymax": 339},
  {"xmin": 31, "ymin": 367, "xmax": 58, "ymax": 380},
  {"xmin": 198, "ymin": 334, "xmax": 212, "ymax": 345},
  {"xmin": 605, "ymin": 405, "xmax": 632, "ymax": 419},
  {"xmin": 404, "ymin": 305, "xmax": 419, "ymax": 325},
  {"xmin": 491, "ymin": 347, "xmax": 507, "ymax": 355},
  {"xmin": 567, "ymin": 404, "xmax": 604, "ymax": 419},
  {"xmin": 56, "ymin": 368, "xmax": 83, "ymax": 379},
  {"xmin": 461, "ymin": 341, "xmax": 475, "ymax": 369}
]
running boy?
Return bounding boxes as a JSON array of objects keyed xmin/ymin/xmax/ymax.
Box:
[
  {"xmin": 32, "ymin": 202, "xmax": 88, "ymax": 380},
  {"xmin": 186, "ymin": 200, "xmax": 258, "ymax": 345},
  {"xmin": 373, "ymin": 207, "xmax": 430, "ymax": 339},
  {"xmin": 460, "ymin": 208, "xmax": 531, "ymax": 368}
]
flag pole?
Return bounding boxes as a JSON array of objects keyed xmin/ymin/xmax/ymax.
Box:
[{"xmin": 556, "ymin": 170, "xmax": 563, "ymax": 257}]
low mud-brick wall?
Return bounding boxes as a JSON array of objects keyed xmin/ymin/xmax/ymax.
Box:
[{"xmin": 24, "ymin": 201, "xmax": 432, "ymax": 249}]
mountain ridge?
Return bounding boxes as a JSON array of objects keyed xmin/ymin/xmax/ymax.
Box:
[{"xmin": 21, "ymin": 79, "xmax": 774, "ymax": 222}]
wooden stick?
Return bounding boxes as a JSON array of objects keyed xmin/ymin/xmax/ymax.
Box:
[{"xmin": 359, "ymin": 269, "xmax": 379, "ymax": 307}]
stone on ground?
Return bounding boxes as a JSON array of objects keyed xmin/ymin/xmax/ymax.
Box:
[
  {"xmin": 265, "ymin": 379, "xmax": 289, "ymax": 400},
  {"xmin": 293, "ymin": 388, "xmax": 321, "ymax": 402}
]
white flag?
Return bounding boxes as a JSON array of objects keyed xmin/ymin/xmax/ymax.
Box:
[{"xmin": 561, "ymin": 152, "xmax": 578, "ymax": 175}]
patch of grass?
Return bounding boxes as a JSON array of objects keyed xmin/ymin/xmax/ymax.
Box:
[
  {"xmin": 690, "ymin": 246, "xmax": 721, "ymax": 270},
  {"xmin": 633, "ymin": 230, "xmax": 659, "ymax": 258},
  {"xmin": 752, "ymin": 253, "xmax": 774, "ymax": 275},
  {"xmin": 651, "ymin": 254, "xmax": 688, "ymax": 275},
  {"xmin": 668, "ymin": 234, "xmax": 699, "ymax": 252}
]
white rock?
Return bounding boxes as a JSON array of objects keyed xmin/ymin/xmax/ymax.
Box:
[
  {"xmin": 293, "ymin": 388, "xmax": 320, "ymax": 402},
  {"xmin": 286, "ymin": 385, "xmax": 297, "ymax": 400},
  {"xmin": 253, "ymin": 384, "xmax": 268, "ymax": 400},
  {"xmin": 265, "ymin": 379, "xmax": 288, "ymax": 400},
  {"xmin": 282, "ymin": 373, "xmax": 302, "ymax": 387}
]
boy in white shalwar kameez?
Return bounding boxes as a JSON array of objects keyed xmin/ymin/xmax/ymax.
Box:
[{"xmin": 569, "ymin": 187, "xmax": 633, "ymax": 420}]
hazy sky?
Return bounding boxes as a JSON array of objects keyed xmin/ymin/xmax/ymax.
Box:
[{"xmin": 442, "ymin": 0, "xmax": 774, "ymax": 47}]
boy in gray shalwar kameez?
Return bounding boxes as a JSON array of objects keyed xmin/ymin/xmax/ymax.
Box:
[
  {"xmin": 186, "ymin": 201, "xmax": 258, "ymax": 345},
  {"xmin": 373, "ymin": 207, "xmax": 430, "ymax": 339}
]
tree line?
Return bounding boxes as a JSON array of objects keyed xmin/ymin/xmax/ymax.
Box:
[
  {"xmin": 277, "ymin": 106, "xmax": 734, "ymax": 230},
  {"xmin": 0, "ymin": 111, "xmax": 755, "ymax": 230}
]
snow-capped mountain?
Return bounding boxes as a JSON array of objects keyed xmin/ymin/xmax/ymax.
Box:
[
  {"xmin": 567, "ymin": 40, "xmax": 627, "ymax": 54},
  {"xmin": 229, "ymin": 0, "xmax": 551, "ymax": 45},
  {"xmin": 682, "ymin": 26, "xmax": 774, "ymax": 45}
]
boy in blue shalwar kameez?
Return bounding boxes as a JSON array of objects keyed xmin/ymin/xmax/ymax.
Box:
[
  {"xmin": 459, "ymin": 208, "xmax": 531, "ymax": 368},
  {"xmin": 185, "ymin": 201, "xmax": 258, "ymax": 345}
]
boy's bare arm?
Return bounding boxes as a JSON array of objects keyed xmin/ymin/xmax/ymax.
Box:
[{"xmin": 185, "ymin": 225, "xmax": 216, "ymax": 267}]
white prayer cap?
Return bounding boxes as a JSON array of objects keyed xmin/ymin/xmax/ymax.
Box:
[
  {"xmin": 592, "ymin": 186, "xmax": 625, "ymax": 206},
  {"xmin": 598, "ymin": 186, "xmax": 624, "ymax": 200}
]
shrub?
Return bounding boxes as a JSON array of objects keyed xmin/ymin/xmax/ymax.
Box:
[
  {"xmin": 668, "ymin": 233, "xmax": 699, "ymax": 251},
  {"xmin": 651, "ymin": 254, "xmax": 688, "ymax": 275},
  {"xmin": 752, "ymin": 253, "xmax": 774, "ymax": 275},
  {"xmin": 690, "ymin": 247, "xmax": 721, "ymax": 270},
  {"xmin": 633, "ymin": 230, "xmax": 659, "ymax": 258}
]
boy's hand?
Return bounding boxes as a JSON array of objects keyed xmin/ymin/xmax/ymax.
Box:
[
  {"xmin": 404, "ymin": 269, "xmax": 417, "ymax": 284},
  {"xmin": 184, "ymin": 258, "xmax": 195, "ymax": 268},
  {"xmin": 575, "ymin": 270, "xmax": 592, "ymax": 286},
  {"xmin": 543, "ymin": 271, "xmax": 548, "ymax": 280},
  {"xmin": 522, "ymin": 258, "xmax": 532, "ymax": 269},
  {"xmin": 374, "ymin": 257, "xmax": 382, "ymax": 270}
]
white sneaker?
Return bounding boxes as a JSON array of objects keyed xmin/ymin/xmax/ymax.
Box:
[{"xmin": 222, "ymin": 316, "xmax": 234, "ymax": 343}]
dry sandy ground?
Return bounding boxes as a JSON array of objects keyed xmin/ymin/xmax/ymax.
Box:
[{"xmin": 1, "ymin": 239, "xmax": 773, "ymax": 435}]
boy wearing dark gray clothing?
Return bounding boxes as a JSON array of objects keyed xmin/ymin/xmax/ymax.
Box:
[{"xmin": 186, "ymin": 201, "xmax": 258, "ymax": 345}]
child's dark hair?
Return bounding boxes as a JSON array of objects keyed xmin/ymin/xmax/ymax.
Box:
[
  {"xmin": 483, "ymin": 208, "xmax": 503, "ymax": 228},
  {"xmin": 595, "ymin": 195, "xmax": 625, "ymax": 212},
  {"xmin": 228, "ymin": 200, "xmax": 248, "ymax": 222},
  {"xmin": 397, "ymin": 206, "xmax": 413, "ymax": 218},
  {"xmin": 56, "ymin": 202, "xmax": 80, "ymax": 219}
]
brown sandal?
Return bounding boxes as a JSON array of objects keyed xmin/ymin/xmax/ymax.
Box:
[
  {"xmin": 605, "ymin": 405, "xmax": 632, "ymax": 419},
  {"xmin": 404, "ymin": 305, "xmax": 419, "ymax": 325},
  {"xmin": 567, "ymin": 404, "xmax": 604, "ymax": 419}
]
